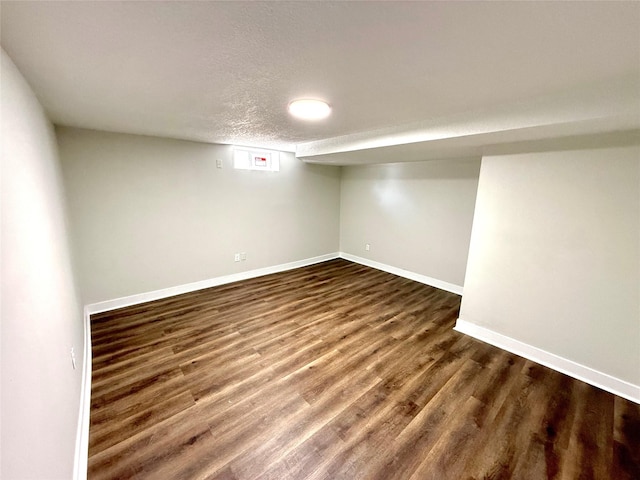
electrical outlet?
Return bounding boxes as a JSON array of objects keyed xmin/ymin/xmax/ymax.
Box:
[
  {"xmin": 71, "ymin": 347, "xmax": 77, "ymax": 370},
  {"xmin": 365, "ymin": 243, "xmax": 370, "ymax": 251},
  {"xmin": 216, "ymin": 159, "xmax": 223, "ymax": 169},
  {"xmin": 240, "ymin": 252, "xmax": 247, "ymax": 261},
  {"xmin": 234, "ymin": 253, "xmax": 241, "ymax": 262}
]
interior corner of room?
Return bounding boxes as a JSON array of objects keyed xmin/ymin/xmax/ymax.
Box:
[{"xmin": 1, "ymin": 2, "xmax": 639, "ymax": 479}]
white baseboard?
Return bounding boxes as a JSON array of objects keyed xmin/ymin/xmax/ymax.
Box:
[
  {"xmin": 85, "ymin": 253, "xmax": 340, "ymax": 315},
  {"xmin": 454, "ymin": 318, "xmax": 640, "ymax": 404},
  {"xmin": 338, "ymin": 252, "xmax": 463, "ymax": 295},
  {"xmin": 73, "ymin": 307, "xmax": 93, "ymax": 480}
]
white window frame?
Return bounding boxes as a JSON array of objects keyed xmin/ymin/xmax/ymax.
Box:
[{"xmin": 233, "ymin": 147, "xmax": 280, "ymax": 172}]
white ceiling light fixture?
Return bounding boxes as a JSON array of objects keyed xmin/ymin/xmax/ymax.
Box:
[{"xmin": 288, "ymin": 99, "xmax": 331, "ymax": 120}]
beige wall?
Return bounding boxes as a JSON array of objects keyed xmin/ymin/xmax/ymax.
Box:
[
  {"xmin": 57, "ymin": 128, "xmax": 341, "ymax": 305},
  {"xmin": 459, "ymin": 145, "xmax": 640, "ymax": 387},
  {"xmin": 339, "ymin": 159, "xmax": 481, "ymax": 288},
  {"xmin": 1, "ymin": 50, "xmax": 84, "ymax": 479}
]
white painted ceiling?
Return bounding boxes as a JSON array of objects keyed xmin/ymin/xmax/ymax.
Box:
[{"xmin": 2, "ymin": 1, "xmax": 639, "ymax": 164}]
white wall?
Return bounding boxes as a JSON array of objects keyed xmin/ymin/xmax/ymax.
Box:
[
  {"xmin": 340, "ymin": 159, "xmax": 481, "ymax": 290},
  {"xmin": 1, "ymin": 50, "xmax": 84, "ymax": 479},
  {"xmin": 57, "ymin": 128, "xmax": 341, "ymax": 305},
  {"xmin": 459, "ymin": 145, "xmax": 640, "ymax": 394}
]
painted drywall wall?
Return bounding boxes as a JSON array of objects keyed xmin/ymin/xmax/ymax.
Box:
[
  {"xmin": 339, "ymin": 159, "xmax": 481, "ymax": 289},
  {"xmin": 1, "ymin": 50, "xmax": 84, "ymax": 479},
  {"xmin": 459, "ymin": 145, "xmax": 640, "ymax": 388},
  {"xmin": 57, "ymin": 128, "xmax": 341, "ymax": 305}
]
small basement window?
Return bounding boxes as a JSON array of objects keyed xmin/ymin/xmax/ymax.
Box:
[{"xmin": 233, "ymin": 147, "xmax": 280, "ymax": 172}]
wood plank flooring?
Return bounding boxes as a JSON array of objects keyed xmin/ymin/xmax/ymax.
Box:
[{"xmin": 88, "ymin": 259, "xmax": 640, "ymax": 479}]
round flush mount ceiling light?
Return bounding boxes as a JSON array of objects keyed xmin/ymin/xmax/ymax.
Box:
[{"xmin": 288, "ymin": 99, "xmax": 331, "ymax": 120}]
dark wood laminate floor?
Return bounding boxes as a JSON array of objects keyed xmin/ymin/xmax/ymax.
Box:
[{"xmin": 88, "ymin": 259, "xmax": 640, "ymax": 479}]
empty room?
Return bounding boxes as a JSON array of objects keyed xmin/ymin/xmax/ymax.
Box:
[{"xmin": 2, "ymin": 1, "xmax": 639, "ymax": 479}]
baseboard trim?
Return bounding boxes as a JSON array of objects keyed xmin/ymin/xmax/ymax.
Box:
[
  {"xmin": 454, "ymin": 318, "xmax": 640, "ymax": 404},
  {"xmin": 73, "ymin": 307, "xmax": 92, "ymax": 480},
  {"xmin": 85, "ymin": 253, "xmax": 340, "ymax": 315},
  {"xmin": 338, "ymin": 252, "xmax": 463, "ymax": 295}
]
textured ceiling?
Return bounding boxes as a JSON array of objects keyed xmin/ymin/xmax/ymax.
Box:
[{"xmin": 1, "ymin": 1, "xmax": 639, "ymax": 164}]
